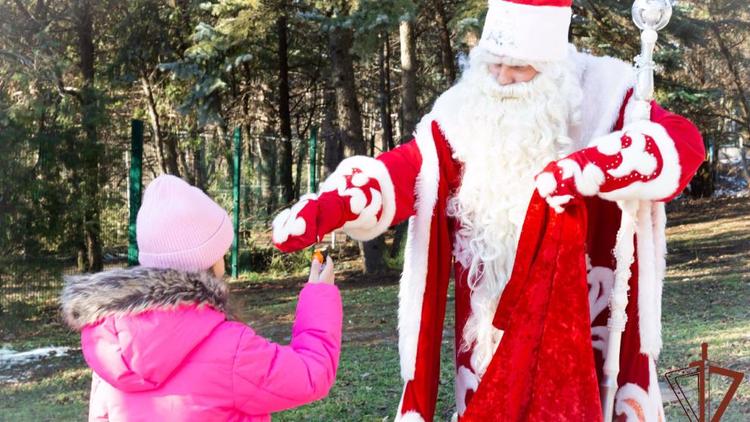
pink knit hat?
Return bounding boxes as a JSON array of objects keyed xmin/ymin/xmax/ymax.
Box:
[{"xmin": 136, "ymin": 175, "xmax": 233, "ymax": 272}]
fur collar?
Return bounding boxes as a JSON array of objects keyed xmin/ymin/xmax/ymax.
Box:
[
  {"xmin": 431, "ymin": 48, "xmax": 634, "ymax": 153},
  {"xmin": 61, "ymin": 266, "xmax": 229, "ymax": 330}
]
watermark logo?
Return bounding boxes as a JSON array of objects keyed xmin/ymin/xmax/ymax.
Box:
[{"xmin": 664, "ymin": 343, "xmax": 744, "ymax": 422}]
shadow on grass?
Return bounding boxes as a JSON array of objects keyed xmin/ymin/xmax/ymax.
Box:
[
  {"xmin": 1, "ymin": 197, "xmax": 748, "ymax": 420},
  {"xmin": 661, "ymin": 197, "xmax": 750, "ymax": 420}
]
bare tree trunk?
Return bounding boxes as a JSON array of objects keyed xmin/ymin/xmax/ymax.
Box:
[
  {"xmin": 322, "ymin": 82, "xmax": 341, "ymax": 178},
  {"xmin": 277, "ymin": 11, "xmax": 294, "ymax": 204},
  {"xmin": 328, "ymin": 24, "xmax": 366, "ymax": 156},
  {"xmin": 433, "ymin": 0, "xmax": 456, "ymax": 86},
  {"xmin": 399, "ymin": 18, "xmax": 418, "ymax": 143},
  {"xmin": 141, "ymin": 73, "xmax": 168, "ymax": 174},
  {"xmin": 391, "ymin": 17, "xmax": 420, "ymax": 258},
  {"xmin": 163, "ymin": 135, "xmax": 181, "ymax": 176},
  {"xmin": 192, "ymin": 139, "xmax": 207, "ymax": 191},
  {"xmin": 179, "ymin": 123, "xmax": 198, "ymax": 184},
  {"xmin": 179, "ymin": 149, "xmax": 191, "ymax": 182},
  {"xmin": 378, "ymin": 33, "xmax": 394, "ymax": 152},
  {"xmin": 258, "ymin": 134, "xmax": 277, "ymax": 215},
  {"xmin": 739, "ymin": 135, "xmax": 750, "ymax": 187},
  {"xmin": 329, "ymin": 23, "xmax": 385, "ymax": 273},
  {"xmin": 295, "ymin": 133, "xmax": 308, "ymax": 198},
  {"xmin": 712, "ymin": 24, "xmax": 750, "ymax": 135},
  {"xmin": 711, "ymin": 22, "xmax": 750, "ymax": 187},
  {"xmin": 75, "ymin": 0, "xmax": 102, "ymax": 271}
]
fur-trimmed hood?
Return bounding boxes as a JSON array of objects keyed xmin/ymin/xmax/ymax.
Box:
[
  {"xmin": 61, "ymin": 267, "xmax": 231, "ymax": 393},
  {"xmin": 61, "ymin": 266, "xmax": 229, "ymax": 330}
]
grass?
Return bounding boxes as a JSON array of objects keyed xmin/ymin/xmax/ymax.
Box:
[
  {"xmin": 660, "ymin": 197, "xmax": 750, "ymax": 421},
  {"xmin": 1, "ymin": 197, "xmax": 748, "ymax": 421}
]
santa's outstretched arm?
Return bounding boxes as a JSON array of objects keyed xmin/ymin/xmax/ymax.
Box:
[
  {"xmin": 536, "ymin": 99, "xmax": 705, "ymax": 209},
  {"xmin": 272, "ymin": 140, "xmax": 422, "ymax": 252}
]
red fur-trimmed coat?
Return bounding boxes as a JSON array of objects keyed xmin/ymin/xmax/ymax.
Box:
[{"xmin": 272, "ymin": 50, "xmax": 704, "ymax": 422}]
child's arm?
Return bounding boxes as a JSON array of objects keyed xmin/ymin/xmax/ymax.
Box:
[{"xmin": 232, "ymin": 257, "xmax": 343, "ymax": 415}]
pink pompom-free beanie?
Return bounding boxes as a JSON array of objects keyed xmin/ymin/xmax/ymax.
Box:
[{"xmin": 136, "ymin": 175, "xmax": 233, "ymax": 272}]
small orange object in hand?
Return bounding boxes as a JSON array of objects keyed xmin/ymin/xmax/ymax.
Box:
[{"xmin": 312, "ymin": 248, "xmax": 328, "ymax": 264}]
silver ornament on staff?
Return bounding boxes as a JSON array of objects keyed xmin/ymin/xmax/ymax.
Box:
[{"xmin": 600, "ymin": 1, "xmax": 672, "ymax": 421}]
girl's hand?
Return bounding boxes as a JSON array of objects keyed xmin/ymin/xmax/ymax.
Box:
[{"xmin": 308, "ymin": 256, "xmax": 334, "ymax": 285}]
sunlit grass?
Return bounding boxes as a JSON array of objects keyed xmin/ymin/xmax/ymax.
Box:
[{"xmin": 1, "ymin": 197, "xmax": 747, "ymax": 420}]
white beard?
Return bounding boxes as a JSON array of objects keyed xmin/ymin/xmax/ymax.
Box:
[{"xmin": 439, "ymin": 49, "xmax": 584, "ymax": 377}]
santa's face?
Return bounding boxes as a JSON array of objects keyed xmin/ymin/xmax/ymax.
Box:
[{"xmin": 487, "ymin": 63, "xmax": 539, "ymax": 85}]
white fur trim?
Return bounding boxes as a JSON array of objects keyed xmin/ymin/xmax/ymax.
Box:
[
  {"xmin": 556, "ymin": 158, "xmax": 606, "ymax": 197},
  {"xmin": 614, "ymin": 359, "xmax": 665, "ymax": 422},
  {"xmin": 591, "ymin": 325, "xmax": 610, "ymax": 356},
  {"xmin": 588, "ymin": 265, "xmax": 614, "ymax": 355},
  {"xmin": 398, "ymin": 116, "xmax": 439, "ymax": 381},
  {"xmin": 546, "ymin": 194, "xmax": 573, "ymax": 214},
  {"xmin": 588, "ymin": 266, "xmax": 615, "ymax": 323},
  {"xmin": 580, "ymin": 163, "xmax": 606, "ymax": 195},
  {"xmin": 636, "ymin": 201, "xmax": 663, "ymax": 358},
  {"xmin": 319, "ymin": 156, "xmax": 397, "ymax": 241},
  {"xmin": 395, "ymin": 411, "xmax": 426, "ymax": 422},
  {"xmin": 535, "ymin": 172, "xmax": 558, "ymax": 197},
  {"xmin": 479, "ymin": 1, "xmax": 572, "ymax": 62},
  {"xmin": 271, "ymin": 194, "xmax": 317, "ymax": 244},
  {"xmin": 593, "ymin": 131, "xmax": 657, "ymax": 178},
  {"xmin": 433, "ymin": 47, "xmax": 629, "ymax": 157},
  {"xmin": 599, "ymin": 121, "xmax": 681, "ymax": 202},
  {"xmin": 455, "ymin": 365, "xmax": 480, "ymax": 416},
  {"xmin": 569, "ymin": 51, "xmax": 635, "ymax": 149},
  {"xmin": 650, "ymin": 203, "xmax": 667, "ymax": 356}
]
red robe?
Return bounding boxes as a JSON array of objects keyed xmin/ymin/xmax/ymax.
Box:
[{"xmin": 273, "ymin": 51, "xmax": 704, "ymax": 422}]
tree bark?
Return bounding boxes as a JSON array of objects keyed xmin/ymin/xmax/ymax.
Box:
[
  {"xmin": 378, "ymin": 33, "xmax": 394, "ymax": 152},
  {"xmin": 433, "ymin": 0, "xmax": 456, "ymax": 86},
  {"xmin": 141, "ymin": 73, "xmax": 168, "ymax": 174},
  {"xmin": 294, "ymin": 132, "xmax": 308, "ymax": 198},
  {"xmin": 163, "ymin": 135, "xmax": 181, "ymax": 176},
  {"xmin": 144, "ymin": 74, "xmax": 180, "ymax": 177},
  {"xmin": 391, "ymin": 17, "xmax": 420, "ymax": 258},
  {"xmin": 328, "ymin": 24, "xmax": 366, "ymax": 156},
  {"xmin": 258, "ymin": 133, "xmax": 277, "ymax": 215},
  {"xmin": 277, "ymin": 12, "xmax": 294, "ymax": 204},
  {"xmin": 75, "ymin": 0, "xmax": 102, "ymax": 271},
  {"xmin": 711, "ymin": 23, "xmax": 750, "ymax": 135},
  {"xmin": 192, "ymin": 134, "xmax": 207, "ymax": 191},
  {"xmin": 738, "ymin": 134, "xmax": 750, "ymax": 188},
  {"xmin": 328, "ymin": 23, "xmax": 385, "ymax": 273},
  {"xmin": 399, "ymin": 18, "xmax": 418, "ymax": 144},
  {"xmin": 321, "ymin": 82, "xmax": 341, "ymax": 178},
  {"xmin": 711, "ymin": 22, "xmax": 750, "ymax": 187}
]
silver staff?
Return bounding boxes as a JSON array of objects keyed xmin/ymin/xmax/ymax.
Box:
[{"xmin": 600, "ymin": 1, "xmax": 672, "ymax": 421}]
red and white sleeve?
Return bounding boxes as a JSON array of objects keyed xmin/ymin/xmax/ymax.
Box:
[
  {"xmin": 536, "ymin": 101, "xmax": 704, "ymax": 211},
  {"xmin": 272, "ymin": 141, "xmax": 423, "ymax": 252}
]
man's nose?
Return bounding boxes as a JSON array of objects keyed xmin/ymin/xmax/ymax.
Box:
[{"xmin": 496, "ymin": 65, "xmax": 515, "ymax": 85}]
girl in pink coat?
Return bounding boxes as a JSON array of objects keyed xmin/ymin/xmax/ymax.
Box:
[{"xmin": 61, "ymin": 175, "xmax": 342, "ymax": 421}]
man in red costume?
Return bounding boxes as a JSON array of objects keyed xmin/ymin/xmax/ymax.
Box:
[{"xmin": 272, "ymin": 0, "xmax": 704, "ymax": 420}]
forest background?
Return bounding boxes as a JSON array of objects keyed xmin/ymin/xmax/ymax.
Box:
[
  {"xmin": 1, "ymin": 0, "xmax": 749, "ymax": 420},
  {"xmin": 1, "ymin": 0, "xmax": 748, "ymax": 274}
]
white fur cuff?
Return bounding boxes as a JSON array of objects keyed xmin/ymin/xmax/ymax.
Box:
[
  {"xmin": 598, "ymin": 121, "xmax": 680, "ymax": 202},
  {"xmin": 272, "ymin": 194, "xmax": 317, "ymax": 244},
  {"xmin": 395, "ymin": 411, "xmax": 426, "ymax": 422},
  {"xmin": 320, "ymin": 156, "xmax": 396, "ymax": 241}
]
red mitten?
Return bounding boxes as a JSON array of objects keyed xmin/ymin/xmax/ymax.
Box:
[
  {"xmin": 535, "ymin": 120, "xmax": 679, "ymax": 212},
  {"xmin": 272, "ymin": 167, "xmax": 386, "ymax": 252},
  {"xmin": 271, "ymin": 194, "xmax": 320, "ymax": 253}
]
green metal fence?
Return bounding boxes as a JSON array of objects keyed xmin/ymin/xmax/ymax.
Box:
[
  {"xmin": 0, "ymin": 231, "xmax": 129, "ymax": 330},
  {"xmin": 1, "ymin": 120, "xmax": 321, "ymax": 327}
]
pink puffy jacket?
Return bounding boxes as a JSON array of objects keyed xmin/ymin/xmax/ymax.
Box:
[{"xmin": 61, "ymin": 267, "xmax": 342, "ymax": 421}]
